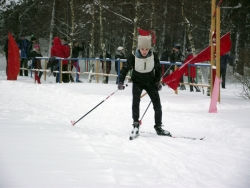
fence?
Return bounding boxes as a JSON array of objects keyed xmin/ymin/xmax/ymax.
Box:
[{"xmin": 20, "ymin": 57, "xmax": 211, "ymax": 88}]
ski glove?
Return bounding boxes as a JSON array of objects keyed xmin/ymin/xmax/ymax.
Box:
[
  {"xmin": 118, "ymin": 83, "xmax": 125, "ymax": 90},
  {"xmin": 155, "ymin": 82, "xmax": 162, "ymax": 91}
]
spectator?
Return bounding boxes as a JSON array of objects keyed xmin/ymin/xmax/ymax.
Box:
[
  {"xmin": 50, "ymin": 37, "xmax": 65, "ymax": 83},
  {"xmin": 100, "ymin": 50, "xmax": 112, "ymax": 84},
  {"xmin": 220, "ymin": 53, "xmax": 230, "ymax": 89},
  {"xmin": 30, "ymin": 36, "xmax": 39, "ymax": 52},
  {"xmin": 160, "ymin": 48, "xmax": 171, "ymax": 77},
  {"xmin": 170, "ymin": 43, "xmax": 185, "ymax": 90},
  {"xmin": 18, "ymin": 34, "xmax": 32, "ymax": 76},
  {"xmin": 71, "ymin": 41, "xmax": 84, "ymax": 82},
  {"xmin": 115, "ymin": 46, "xmax": 126, "ymax": 84},
  {"xmin": 29, "ymin": 43, "xmax": 43, "ymax": 84}
]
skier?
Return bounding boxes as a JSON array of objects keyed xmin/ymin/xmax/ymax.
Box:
[{"xmin": 118, "ymin": 33, "xmax": 171, "ymax": 138}]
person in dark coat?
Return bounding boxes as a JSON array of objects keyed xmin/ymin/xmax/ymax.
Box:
[
  {"xmin": 115, "ymin": 46, "xmax": 126, "ymax": 84},
  {"xmin": 160, "ymin": 49, "xmax": 171, "ymax": 77},
  {"xmin": 29, "ymin": 43, "xmax": 43, "ymax": 84},
  {"xmin": 170, "ymin": 43, "xmax": 185, "ymax": 90},
  {"xmin": 118, "ymin": 34, "xmax": 171, "ymax": 137},
  {"xmin": 100, "ymin": 51, "xmax": 112, "ymax": 84},
  {"xmin": 17, "ymin": 35, "xmax": 32, "ymax": 76},
  {"xmin": 220, "ymin": 53, "xmax": 230, "ymax": 88},
  {"xmin": 71, "ymin": 41, "xmax": 83, "ymax": 82}
]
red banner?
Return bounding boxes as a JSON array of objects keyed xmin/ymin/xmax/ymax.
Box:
[
  {"xmin": 7, "ymin": 32, "xmax": 20, "ymax": 80},
  {"xmin": 162, "ymin": 32, "xmax": 232, "ymax": 90}
]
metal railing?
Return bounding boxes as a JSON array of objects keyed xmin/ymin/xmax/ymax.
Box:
[{"xmin": 20, "ymin": 57, "xmax": 211, "ymax": 87}]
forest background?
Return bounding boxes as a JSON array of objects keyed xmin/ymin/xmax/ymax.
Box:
[{"xmin": 0, "ymin": 0, "xmax": 249, "ymax": 75}]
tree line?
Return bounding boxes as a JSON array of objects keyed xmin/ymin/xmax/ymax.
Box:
[{"xmin": 0, "ymin": 0, "xmax": 249, "ymax": 75}]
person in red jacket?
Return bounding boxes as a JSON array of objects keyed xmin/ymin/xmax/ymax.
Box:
[{"xmin": 50, "ymin": 37, "xmax": 69, "ymax": 83}]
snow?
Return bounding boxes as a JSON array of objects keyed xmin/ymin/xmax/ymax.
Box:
[
  {"xmin": 0, "ymin": 71, "xmax": 250, "ymax": 188},
  {"xmin": 0, "ymin": 0, "xmax": 22, "ymax": 11}
]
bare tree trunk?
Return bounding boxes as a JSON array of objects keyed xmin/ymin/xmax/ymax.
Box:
[
  {"xmin": 98, "ymin": 0, "xmax": 106, "ymax": 83},
  {"xmin": 48, "ymin": 0, "xmax": 56, "ymax": 57},
  {"xmin": 90, "ymin": 4, "xmax": 95, "ymax": 58},
  {"xmin": 185, "ymin": 18, "xmax": 195, "ymax": 54},
  {"xmin": 150, "ymin": 1, "xmax": 155, "ymax": 29},
  {"xmin": 88, "ymin": 2, "xmax": 95, "ymax": 82},
  {"xmin": 69, "ymin": 0, "xmax": 75, "ymax": 41},
  {"xmin": 132, "ymin": 0, "xmax": 139, "ymax": 53},
  {"xmin": 150, "ymin": 1, "xmax": 156, "ymax": 51},
  {"xmin": 234, "ymin": 30, "xmax": 240, "ymax": 73},
  {"xmin": 159, "ymin": 0, "xmax": 168, "ymax": 56},
  {"xmin": 99, "ymin": 0, "xmax": 104, "ymax": 55},
  {"xmin": 183, "ymin": 27, "xmax": 186, "ymax": 55},
  {"xmin": 181, "ymin": 0, "xmax": 195, "ymax": 54}
]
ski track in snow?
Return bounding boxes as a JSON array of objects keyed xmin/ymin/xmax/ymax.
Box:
[{"xmin": 0, "ymin": 75, "xmax": 250, "ymax": 188}]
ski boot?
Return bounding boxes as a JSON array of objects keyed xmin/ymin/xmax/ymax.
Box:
[
  {"xmin": 129, "ymin": 121, "xmax": 140, "ymax": 140},
  {"xmin": 154, "ymin": 125, "xmax": 172, "ymax": 136}
]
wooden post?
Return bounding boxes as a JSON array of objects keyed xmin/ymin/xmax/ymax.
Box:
[
  {"xmin": 96, "ymin": 59, "xmax": 99, "ymax": 83},
  {"xmin": 210, "ymin": 0, "xmax": 216, "ymax": 97},
  {"xmin": 44, "ymin": 59, "xmax": 47, "ymax": 81},
  {"xmin": 174, "ymin": 65, "xmax": 178, "ymax": 94},
  {"xmin": 216, "ymin": 6, "xmax": 221, "ymax": 102},
  {"xmin": 59, "ymin": 59, "xmax": 62, "ymax": 83},
  {"xmin": 120, "ymin": 62, "xmax": 123, "ymax": 71}
]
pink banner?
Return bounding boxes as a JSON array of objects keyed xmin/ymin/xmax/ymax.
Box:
[{"xmin": 209, "ymin": 76, "xmax": 221, "ymax": 113}]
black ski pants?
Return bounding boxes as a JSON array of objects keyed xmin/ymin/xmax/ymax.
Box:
[{"xmin": 132, "ymin": 82, "xmax": 162, "ymax": 126}]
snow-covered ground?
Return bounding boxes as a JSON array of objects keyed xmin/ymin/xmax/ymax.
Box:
[{"xmin": 0, "ymin": 70, "xmax": 250, "ymax": 188}]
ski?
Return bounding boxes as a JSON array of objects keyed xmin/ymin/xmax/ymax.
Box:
[
  {"xmin": 139, "ymin": 131, "xmax": 205, "ymax": 141},
  {"xmin": 172, "ymin": 135, "xmax": 205, "ymax": 140}
]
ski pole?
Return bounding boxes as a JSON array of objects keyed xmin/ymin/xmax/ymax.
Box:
[
  {"xmin": 138, "ymin": 63, "xmax": 174, "ymax": 124},
  {"xmin": 139, "ymin": 101, "xmax": 152, "ymax": 125},
  {"xmin": 71, "ymin": 89, "xmax": 119, "ymax": 126}
]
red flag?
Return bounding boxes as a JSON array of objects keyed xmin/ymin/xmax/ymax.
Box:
[
  {"xmin": 7, "ymin": 32, "xmax": 20, "ymax": 80},
  {"xmin": 162, "ymin": 32, "xmax": 232, "ymax": 90}
]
